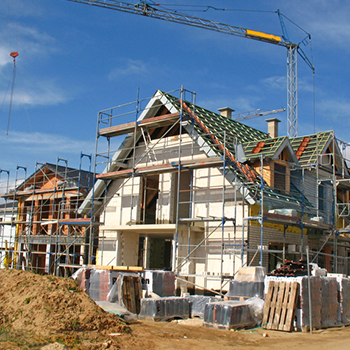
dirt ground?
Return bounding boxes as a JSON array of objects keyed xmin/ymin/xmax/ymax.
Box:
[{"xmin": 1, "ymin": 269, "xmax": 350, "ymax": 350}]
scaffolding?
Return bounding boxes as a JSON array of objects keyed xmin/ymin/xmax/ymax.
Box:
[
  {"xmin": 0, "ymin": 155, "xmax": 94, "ymax": 276},
  {"xmin": 2, "ymin": 88, "xmax": 350, "ymax": 286},
  {"xmin": 80, "ymin": 86, "xmax": 350, "ymax": 293}
]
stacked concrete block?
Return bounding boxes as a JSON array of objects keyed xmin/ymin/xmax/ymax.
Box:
[
  {"xmin": 321, "ymin": 277, "xmax": 339, "ymax": 328},
  {"xmin": 139, "ymin": 297, "xmax": 190, "ymax": 321},
  {"xmin": 203, "ymin": 301, "xmax": 257, "ymax": 330},
  {"xmin": 298, "ymin": 276, "xmax": 322, "ymax": 330},
  {"xmin": 337, "ymin": 278, "xmax": 350, "ymax": 325},
  {"xmin": 226, "ymin": 266, "xmax": 266, "ymax": 300},
  {"xmin": 185, "ymin": 295, "xmax": 218, "ymax": 318},
  {"xmin": 265, "ymin": 276, "xmax": 342, "ymax": 330},
  {"xmin": 141, "ymin": 270, "xmax": 175, "ymax": 297},
  {"xmin": 89, "ymin": 269, "xmax": 121, "ymax": 301},
  {"xmin": 73, "ymin": 267, "xmax": 91, "ymax": 293},
  {"xmin": 226, "ymin": 281, "xmax": 264, "ymax": 299}
]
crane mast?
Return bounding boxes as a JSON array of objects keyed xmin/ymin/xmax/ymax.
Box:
[{"xmin": 66, "ymin": 0, "xmax": 314, "ymax": 137}]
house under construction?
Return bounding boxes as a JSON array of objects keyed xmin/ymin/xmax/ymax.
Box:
[
  {"xmin": 0, "ymin": 160, "xmax": 94, "ymax": 276},
  {"xmin": 76, "ymin": 87, "xmax": 350, "ymax": 293},
  {"xmin": 1, "ymin": 88, "xmax": 350, "ymax": 293}
]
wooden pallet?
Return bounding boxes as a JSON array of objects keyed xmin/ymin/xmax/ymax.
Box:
[
  {"xmin": 120, "ymin": 275, "xmax": 142, "ymax": 315},
  {"xmin": 262, "ymin": 281, "xmax": 299, "ymax": 332}
]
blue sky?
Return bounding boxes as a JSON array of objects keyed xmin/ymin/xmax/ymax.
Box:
[{"xmin": 0, "ymin": 0, "xmax": 349, "ymax": 187}]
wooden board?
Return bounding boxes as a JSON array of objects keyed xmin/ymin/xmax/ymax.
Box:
[
  {"xmin": 88, "ymin": 265, "xmax": 143, "ymax": 272},
  {"xmin": 121, "ymin": 275, "xmax": 142, "ymax": 314},
  {"xmin": 263, "ymin": 280, "xmax": 299, "ymax": 332}
]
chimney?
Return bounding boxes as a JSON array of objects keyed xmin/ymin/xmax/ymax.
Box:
[
  {"xmin": 266, "ymin": 118, "xmax": 281, "ymax": 138},
  {"xmin": 218, "ymin": 107, "xmax": 235, "ymax": 119}
]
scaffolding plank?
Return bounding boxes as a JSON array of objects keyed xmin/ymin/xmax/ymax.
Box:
[
  {"xmin": 96, "ymin": 157, "xmax": 225, "ymax": 180},
  {"xmin": 99, "ymin": 112, "xmax": 181, "ymax": 137},
  {"xmin": 99, "ymin": 121, "xmax": 136, "ymax": 137}
]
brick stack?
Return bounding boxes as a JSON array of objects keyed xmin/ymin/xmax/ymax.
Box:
[
  {"xmin": 265, "ymin": 275, "xmax": 343, "ymax": 330},
  {"xmin": 321, "ymin": 277, "xmax": 339, "ymax": 328},
  {"xmin": 139, "ymin": 297, "xmax": 191, "ymax": 321},
  {"xmin": 203, "ymin": 301, "xmax": 256, "ymax": 330},
  {"xmin": 89, "ymin": 269, "xmax": 121, "ymax": 301},
  {"xmin": 338, "ymin": 278, "xmax": 350, "ymax": 325}
]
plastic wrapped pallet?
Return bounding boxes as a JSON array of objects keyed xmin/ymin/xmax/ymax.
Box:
[
  {"xmin": 226, "ymin": 281, "xmax": 264, "ymax": 299},
  {"xmin": 139, "ymin": 297, "xmax": 190, "ymax": 321},
  {"xmin": 203, "ymin": 300, "xmax": 257, "ymax": 330},
  {"xmin": 141, "ymin": 270, "xmax": 175, "ymax": 297},
  {"xmin": 71, "ymin": 267, "xmax": 91, "ymax": 293},
  {"xmin": 321, "ymin": 277, "xmax": 339, "ymax": 328},
  {"xmin": 88, "ymin": 269, "xmax": 121, "ymax": 301},
  {"xmin": 337, "ymin": 278, "xmax": 350, "ymax": 325},
  {"xmin": 265, "ymin": 275, "xmax": 322, "ymax": 330},
  {"xmin": 235, "ymin": 266, "xmax": 266, "ymax": 283},
  {"xmin": 107, "ymin": 272, "xmax": 142, "ymax": 314},
  {"xmin": 265, "ymin": 275, "xmax": 341, "ymax": 330},
  {"xmin": 185, "ymin": 295, "xmax": 217, "ymax": 318}
]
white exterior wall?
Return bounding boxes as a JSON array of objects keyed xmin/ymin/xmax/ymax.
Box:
[
  {"xmin": 99, "ymin": 132, "xmax": 250, "ymax": 290},
  {"xmin": 0, "ymin": 209, "xmax": 17, "ymax": 268}
]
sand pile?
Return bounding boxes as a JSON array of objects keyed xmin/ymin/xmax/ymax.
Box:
[{"xmin": 0, "ymin": 269, "xmax": 127, "ymax": 349}]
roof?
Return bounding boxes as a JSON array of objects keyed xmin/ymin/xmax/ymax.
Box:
[
  {"xmin": 242, "ymin": 136, "xmax": 298, "ymax": 163},
  {"xmin": 79, "ymin": 89, "xmax": 312, "ymax": 215},
  {"xmin": 158, "ymin": 91, "xmax": 307, "ymax": 208},
  {"xmin": 160, "ymin": 91, "xmax": 269, "ymax": 143},
  {"xmin": 290, "ymin": 131, "xmax": 333, "ymax": 167},
  {"xmin": 15, "ymin": 163, "xmax": 94, "ymax": 193}
]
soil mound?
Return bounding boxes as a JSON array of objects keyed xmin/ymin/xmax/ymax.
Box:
[{"xmin": 0, "ymin": 269, "xmax": 127, "ymax": 349}]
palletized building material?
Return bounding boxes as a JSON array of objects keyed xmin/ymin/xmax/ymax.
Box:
[
  {"xmin": 203, "ymin": 301, "xmax": 256, "ymax": 330},
  {"xmin": 235, "ymin": 266, "xmax": 266, "ymax": 282},
  {"xmin": 298, "ymin": 276, "xmax": 322, "ymax": 330},
  {"xmin": 141, "ymin": 270, "xmax": 175, "ymax": 297},
  {"xmin": 139, "ymin": 297, "xmax": 190, "ymax": 321},
  {"xmin": 321, "ymin": 277, "xmax": 339, "ymax": 328},
  {"xmin": 265, "ymin": 276, "xmax": 322, "ymax": 330},
  {"xmin": 89, "ymin": 269, "xmax": 120, "ymax": 301},
  {"xmin": 226, "ymin": 281, "xmax": 264, "ymax": 299},
  {"xmin": 72, "ymin": 267, "xmax": 92, "ymax": 293},
  {"xmin": 337, "ymin": 278, "xmax": 350, "ymax": 325},
  {"xmin": 265, "ymin": 276, "xmax": 342, "ymax": 330},
  {"xmin": 107, "ymin": 273, "xmax": 142, "ymax": 314},
  {"xmin": 185, "ymin": 295, "xmax": 217, "ymax": 318}
]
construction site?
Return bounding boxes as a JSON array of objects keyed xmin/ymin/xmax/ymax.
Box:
[{"xmin": 1, "ymin": 1, "xmax": 350, "ymax": 349}]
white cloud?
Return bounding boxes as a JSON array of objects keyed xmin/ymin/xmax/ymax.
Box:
[
  {"xmin": 317, "ymin": 98, "xmax": 350, "ymax": 122},
  {"xmin": 0, "ymin": 79, "xmax": 70, "ymax": 107},
  {"xmin": 0, "ymin": 21, "xmax": 57, "ymax": 73},
  {"xmin": 108, "ymin": 59, "xmax": 150, "ymax": 80},
  {"xmin": 280, "ymin": 1, "xmax": 350, "ymax": 49},
  {"xmin": 0, "ymin": 129, "xmax": 95, "ymax": 158},
  {"xmin": 0, "ymin": 46, "xmax": 13, "ymax": 68},
  {"xmin": 262, "ymin": 75, "xmax": 286, "ymax": 90}
]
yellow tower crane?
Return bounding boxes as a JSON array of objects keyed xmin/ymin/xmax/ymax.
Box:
[{"xmin": 65, "ymin": 0, "xmax": 314, "ymax": 137}]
